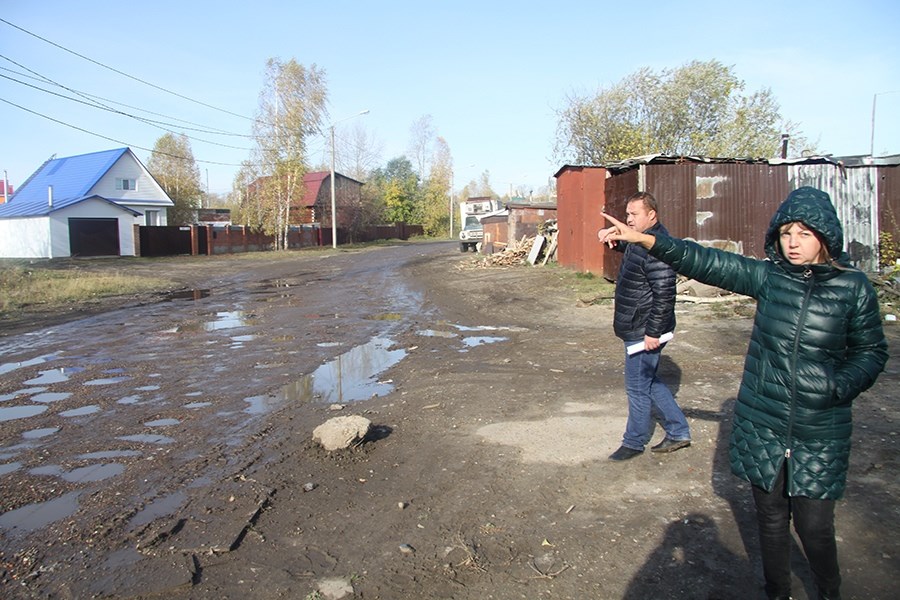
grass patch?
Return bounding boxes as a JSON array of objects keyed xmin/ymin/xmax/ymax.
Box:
[{"xmin": 0, "ymin": 264, "xmax": 173, "ymax": 313}]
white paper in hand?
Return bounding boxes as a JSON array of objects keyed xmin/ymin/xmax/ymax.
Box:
[{"xmin": 626, "ymin": 332, "xmax": 674, "ymax": 355}]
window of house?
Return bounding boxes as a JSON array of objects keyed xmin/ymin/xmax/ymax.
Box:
[
  {"xmin": 116, "ymin": 178, "xmax": 137, "ymax": 191},
  {"xmin": 145, "ymin": 210, "xmax": 159, "ymax": 226}
]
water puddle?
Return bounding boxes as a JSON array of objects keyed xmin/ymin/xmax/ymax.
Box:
[
  {"xmin": 0, "ymin": 462, "xmax": 21, "ymax": 476},
  {"xmin": 280, "ymin": 337, "xmax": 407, "ymax": 404},
  {"xmin": 0, "ymin": 491, "xmax": 81, "ymax": 534},
  {"xmin": 85, "ymin": 376, "xmax": 130, "ymax": 386},
  {"xmin": 23, "ymin": 427, "xmax": 60, "ymax": 439},
  {"xmin": 204, "ymin": 310, "xmax": 248, "ymax": 331},
  {"xmin": 59, "ymin": 405, "xmax": 101, "ymax": 417},
  {"xmin": 317, "ymin": 341, "xmax": 342, "ymax": 348},
  {"xmin": 129, "ymin": 490, "xmax": 187, "ymax": 529},
  {"xmin": 243, "ymin": 395, "xmax": 279, "ymax": 414},
  {"xmin": 144, "ymin": 418, "xmax": 180, "ymax": 427},
  {"xmin": 461, "ymin": 335, "xmax": 509, "ymax": 348},
  {"xmin": 416, "ymin": 329, "xmax": 458, "ymax": 339},
  {"xmin": 0, "ymin": 353, "xmax": 59, "ymax": 377},
  {"xmin": 116, "ymin": 434, "xmax": 175, "ymax": 445},
  {"xmin": 0, "ymin": 404, "xmax": 49, "ymax": 422},
  {"xmin": 31, "ymin": 392, "xmax": 73, "ymax": 403},
  {"xmin": 63, "ymin": 463, "xmax": 125, "ymax": 482},
  {"xmin": 23, "ymin": 367, "xmax": 83, "ymax": 385},
  {"xmin": 184, "ymin": 401, "xmax": 211, "ymax": 409},
  {"xmin": 78, "ymin": 450, "xmax": 142, "ymax": 460},
  {"xmin": 165, "ymin": 289, "xmax": 210, "ymax": 301}
]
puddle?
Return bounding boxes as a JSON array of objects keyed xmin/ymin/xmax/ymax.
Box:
[
  {"xmin": 62, "ymin": 463, "xmax": 125, "ymax": 483},
  {"xmin": 3, "ymin": 387, "xmax": 48, "ymax": 399},
  {"xmin": 129, "ymin": 490, "xmax": 187, "ymax": 529},
  {"xmin": 78, "ymin": 450, "xmax": 142, "ymax": 459},
  {"xmin": 184, "ymin": 391, "xmax": 203, "ymax": 397},
  {"xmin": 117, "ymin": 434, "xmax": 175, "ymax": 445},
  {"xmin": 135, "ymin": 385, "xmax": 161, "ymax": 391},
  {"xmin": 280, "ymin": 337, "xmax": 407, "ymax": 404},
  {"xmin": 0, "ymin": 353, "xmax": 59, "ymax": 377},
  {"xmin": 243, "ymin": 395, "xmax": 279, "ymax": 414},
  {"xmin": 0, "ymin": 462, "xmax": 22, "ymax": 476},
  {"xmin": 23, "ymin": 427, "xmax": 60, "ymax": 439},
  {"xmin": 231, "ymin": 335, "xmax": 255, "ymax": 343},
  {"xmin": 165, "ymin": 289, "xmax": 210, "ymax": 301},
  {"xmin": 24, "ymin": 367, "xmax": 83, "ymax": 385},
  {"xmin": 461, "ymin": 335, "xmax": 509, "ymax": 348},
  {"xmin": 0, "ymin": 491, "xmax": 81, "ymax": 534},
  {"xmin": 317, "ymin": 341, "xmax": 342, "ymax": 348},
  {"xmin": 184, "ymin": 401, "xmax": 211, "ymax": 409},
  {"xmin": 31, "ymin": 392, "xmax": 73, "ymax": 403},
  {"xmin": 144, "ymin": 418, "xmax": 180, "ymax": 427},
  {"xmin": 85, "ymin": 376, "xmax": 130, "ymax": 386},
  {"xmin": 204, "ymin": 310, "xmax": 248, "ymax": 331},
  {"xmin": 59, "ymin": 405, "xmax": 101, "ymax": 417},
  {"xmin": 117, "ymin": 395, "xmax": 142, "ymax": 405},
  {"xmin": 0, "ymin": 404, "xmax": 49, "ymax": 422},
  {"xmin": 416, "ymin": 329, "xmax": 458, "ymax": 339}
]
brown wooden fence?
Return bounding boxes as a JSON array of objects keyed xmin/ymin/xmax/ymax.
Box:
[{"xmin": 135, "ymin": 222, "xmax": 423, "ymax": 257}]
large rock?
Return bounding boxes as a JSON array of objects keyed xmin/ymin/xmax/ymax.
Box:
[{"xmin": 313, "ymin": 415, "xmax": 372, "ymax": 451}]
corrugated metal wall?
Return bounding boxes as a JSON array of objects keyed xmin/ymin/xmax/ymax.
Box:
[
  {"xmin": 557, "ymin": 159, "xmax": 891, "ymax": 278},
  {"xmin": 790, "ymin": 163, "xmax": 879, "ymax": 269}
]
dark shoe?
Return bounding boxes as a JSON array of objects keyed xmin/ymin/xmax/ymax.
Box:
[
  {"xmin": 609, "ymin": 446, "xmax": 642, "ymax": 461},
  {"xmin": 650, "ymin": 437, "xmax": 691, "ymax": 453}
]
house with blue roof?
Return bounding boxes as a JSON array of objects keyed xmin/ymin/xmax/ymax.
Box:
[{"xmin": 0, "ymin": 148, "xmax": 174, "ymax": 258}]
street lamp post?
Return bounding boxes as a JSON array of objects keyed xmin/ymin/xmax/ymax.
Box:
[
  {"xmin": 330, "ymin": 109, "xmax": 369, "ymax": 248},
  {"xmin": 871, "ymin": 91, "xmax": 899, "ymax": 157}
]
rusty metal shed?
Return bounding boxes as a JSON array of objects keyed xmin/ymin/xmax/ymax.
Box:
[
  {"xmin": 555, "ymin": 154, "xmax": 900, "ymax": 278},
  {"xmin": 481, "ymin": 202, "xmax": 558, "ymax": 254}
]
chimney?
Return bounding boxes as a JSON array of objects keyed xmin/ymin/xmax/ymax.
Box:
[
  {"xmin": 781, "ymin": 134, "xmax": 790, "ymax": 159},
  {"xmin": 48, "ymin": 185, "xmax": 53, "ymax": 208}
]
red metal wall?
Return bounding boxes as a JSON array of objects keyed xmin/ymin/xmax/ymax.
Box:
[{"xmin": 555, "ymin": 166, "xmax": 608, "ymax": 274}]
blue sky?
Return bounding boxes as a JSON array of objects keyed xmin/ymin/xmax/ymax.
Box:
[{"xmin": 2, "ymin": 1, "xmax": 899, "ymax": 198}]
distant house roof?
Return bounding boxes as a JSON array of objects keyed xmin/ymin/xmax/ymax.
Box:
[
  {"xmin": 302, "ymin": 171, "xmax": 364, "ymax": 206},
  {"xmin": 0, "ymin": 147, "xmax": 167, "ymax": 218}
]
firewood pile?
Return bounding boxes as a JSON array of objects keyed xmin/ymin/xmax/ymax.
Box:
[{"xmin": 470, "ymin": 219, "xmax": 559, "ymax": 268}]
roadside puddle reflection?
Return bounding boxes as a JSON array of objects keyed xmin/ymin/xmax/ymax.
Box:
[
  {"xmin": 270, "ymin": 337, "xmax": 407, "ymax": 407},
  {"xmin": 204, "ymin": 310, "xmax": 248, "ymax": 331}
]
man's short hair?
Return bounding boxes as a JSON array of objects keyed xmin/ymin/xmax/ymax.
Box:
[{"xmin": 626, "ymin": 191, "xmax": 659, "ymax": 213}]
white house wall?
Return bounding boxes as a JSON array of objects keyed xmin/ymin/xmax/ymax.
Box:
[
  {"xmin": 0, "ymin": 216, "xmax": 51, "ymax": 258},
  {"xmin": 48, "ymin": 198, "xmax": 137, "ymax": 258},
  {"xmin": 91, "ymin": 153, "xmax": 171, "ymax": 224}
]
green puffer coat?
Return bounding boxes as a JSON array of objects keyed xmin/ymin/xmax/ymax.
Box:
[{"xmin": 649, "ymin": 187, "xmax": 888, "ymax": 499}]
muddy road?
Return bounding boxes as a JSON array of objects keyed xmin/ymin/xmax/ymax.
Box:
[{"xmin": 1, "ymin": 241, "xmax": 898, "ymax": 599}]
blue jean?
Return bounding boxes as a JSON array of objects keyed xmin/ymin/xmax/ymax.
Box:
[{"xmin": 622, "ymin": 341, "xmax": 690, "ymax": 450}]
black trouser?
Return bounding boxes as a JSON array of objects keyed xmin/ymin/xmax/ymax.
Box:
[{"xmin": 751, "ymin": 464, "xmax": 841, "ymax": 600}]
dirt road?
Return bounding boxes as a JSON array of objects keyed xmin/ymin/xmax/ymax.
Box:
[{"xmin": 1, "ymin": 241, "xmax": 897, "ymax": 599}]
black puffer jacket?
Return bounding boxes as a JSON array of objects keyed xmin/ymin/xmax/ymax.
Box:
[
  {"xmin": 649, "ymin": 187, "xmax": 887, "ymax": 499},
  {"xmin": 612, "ymin": 222, "xmax": 676, "ymax": 341}
]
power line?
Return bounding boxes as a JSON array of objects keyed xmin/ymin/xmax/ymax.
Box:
[
  {"xmin": 0, "ymin": 61, "xmax": 248, "ymax": 137},
  {"xmin": 0, "ymin": 97, "xmax": 248, "ymax": 167},
  {"xmin": 0, "ymin": 17, "xmax": 256, "ymax": 123}
]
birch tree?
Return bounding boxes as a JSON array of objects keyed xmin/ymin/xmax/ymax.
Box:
[{"xmin": 248, "ymin": 59, "xmax": 327, "ymax": 249}]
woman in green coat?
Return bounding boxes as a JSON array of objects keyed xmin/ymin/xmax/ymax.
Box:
[{"xmin": 601, "ymin": 187, "xmax": 888, "ymax": 600}]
